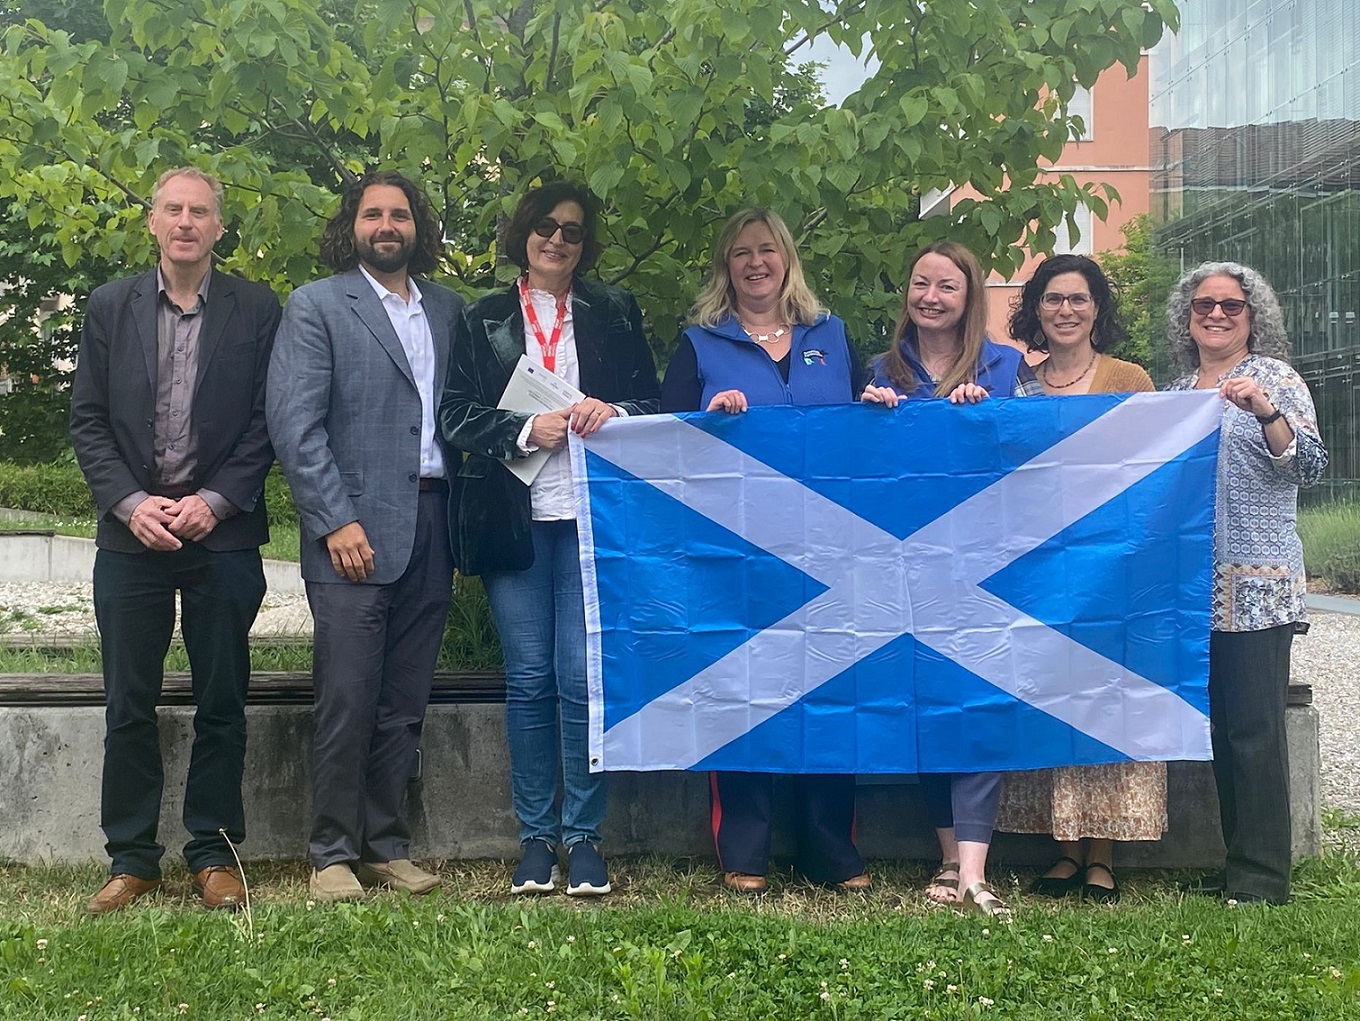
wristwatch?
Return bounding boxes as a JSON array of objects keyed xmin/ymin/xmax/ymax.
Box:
[{"xmin": 1255, "ymin": 408, "xmax": 1283, "ymax": 425}]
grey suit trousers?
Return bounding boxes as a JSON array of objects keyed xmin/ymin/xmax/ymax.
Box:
[{"xmin": 306, "ymin": 490, "xmax": 454, "ymax": 869}]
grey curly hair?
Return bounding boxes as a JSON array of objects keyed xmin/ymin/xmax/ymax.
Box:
[{"xmin": 1165, "ymin": 261, "xmax": 1292, "ymax": 372}]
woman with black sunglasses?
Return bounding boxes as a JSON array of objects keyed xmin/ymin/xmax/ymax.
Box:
[
  {"xmin": 1165, "ymin": 262, "xmax": 1327, "ymax": 905},
  {"xmin": 439, "ymin": 181, "xmax": 660, "ymax": 898}
]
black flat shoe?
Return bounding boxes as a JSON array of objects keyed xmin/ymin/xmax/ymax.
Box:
[
  {"xmin": 1081, "ymin": 862, "xmax": 1120, "ymax": 904},
  {"xmin": 1029, "ymin": 855, "xmax": 1084, "ymax": 898}
]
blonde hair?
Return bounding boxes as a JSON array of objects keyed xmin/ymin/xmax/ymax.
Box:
[
  {"xmin": 690, "ymin": 208, "xmax": 827, "ymax": 328},
  {"xmin": 879, "ymin": 240, "xmax": 988, "ymax": 397}
]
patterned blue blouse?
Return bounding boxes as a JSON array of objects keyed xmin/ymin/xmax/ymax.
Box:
[{"xmin": 1168, "ymin": 355, "xmax": 1328, "ymax": 632}]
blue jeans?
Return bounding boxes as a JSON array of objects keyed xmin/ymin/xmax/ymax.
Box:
[{"xmin": 484, "ymin": 519, "xmax": 604, "ymax": 847}]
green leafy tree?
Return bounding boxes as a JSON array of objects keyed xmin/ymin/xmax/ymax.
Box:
[
  {"xmin": 1101, "ymin": 213, "xmax": 1181, "ymax": 379},
  {"xmin": 0, "ymin": 0, "xmax": 1177, "ymax": 363}
]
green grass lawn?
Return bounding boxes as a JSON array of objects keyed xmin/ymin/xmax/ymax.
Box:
[{"xmin": 3, "ymin": 855, "xmax": 1358, "ymax": 1020}]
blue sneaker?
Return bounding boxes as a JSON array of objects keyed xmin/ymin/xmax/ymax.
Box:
[
  {"xmin": 565, "ymin": 841, "xmax": 611, "ymax": 896},
  {"xmin": 510, "ymin": 840, "xmax": 559, "ymax": 894}
]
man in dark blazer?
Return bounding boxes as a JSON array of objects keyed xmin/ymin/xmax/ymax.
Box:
[
  {"xmin": 267, "ymin": 170, "xmax": 460, "ymax": 902},
  {"xmin": 70, "ymin": 167, "xmax": 280, "ymax": 914}
]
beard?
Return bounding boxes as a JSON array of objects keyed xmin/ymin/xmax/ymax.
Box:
[{"xmin": 357, "ymin": 232, "xmax": 415, "ymax": 274}]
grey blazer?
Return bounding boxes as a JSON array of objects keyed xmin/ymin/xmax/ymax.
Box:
[{"xmin": 267, "ymin": 268, "xmax": 463, "ymax": 585}]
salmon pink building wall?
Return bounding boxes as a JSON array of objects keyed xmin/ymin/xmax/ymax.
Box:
[{"xmin": 953, "ymin": 57, "xmax": 1152, "ymax": 350}]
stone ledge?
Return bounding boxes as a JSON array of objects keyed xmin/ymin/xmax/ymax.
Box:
[{"xmin": 1, "ymin": 702, "xmax": 1321, "ymax": 868}]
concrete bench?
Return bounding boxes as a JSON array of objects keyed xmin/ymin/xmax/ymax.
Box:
[{"xmin": 0, "ymin": 673, "xmax": 1320, "ymax": 869}]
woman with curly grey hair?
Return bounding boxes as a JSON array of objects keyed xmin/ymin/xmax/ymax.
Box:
[{"xmin": 1166, "ymin": 261, "xmax": 1327, "ymax": 904}]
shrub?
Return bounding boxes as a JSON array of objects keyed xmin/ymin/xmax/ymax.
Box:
[
  {"xmin": 1299, "ymin": 500, "xmax": 1360, "ymax": 594},
  {"xmin": 0, "ymin": 459, "xmax": 95, "ymax": 517}
]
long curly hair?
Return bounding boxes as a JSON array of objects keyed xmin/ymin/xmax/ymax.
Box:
[
  {"xmin": 1009, "ymin": 254, "xmax": 1128, "ymax": 353},
  {"xmin": 877, "ymin": 240, "xmax": 988, "ymax": 397},
  {"xmin": 1165, "ymin": 261, "xmax": 1291, "ymax": 371},
  {"xmin": 689, "ymin": 208, "xmax": 827, "ymax": 328},
  {"xmin": 319, "ymin": 170, "xmax": 443, "ymax": 275}
]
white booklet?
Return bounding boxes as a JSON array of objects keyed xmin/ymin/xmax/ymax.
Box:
[{"xmin": 497, "ymin": 354, "xmax": 585, "ymax": 485}]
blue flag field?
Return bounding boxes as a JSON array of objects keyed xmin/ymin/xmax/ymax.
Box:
[{"xmin": 569, "ymin": 392, "xmax": 1222, "ymax": 774}]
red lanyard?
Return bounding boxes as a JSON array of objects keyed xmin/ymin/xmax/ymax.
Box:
[{"xmin": 518, "ymin": 277, "xmax": 568, "ymax": 374}]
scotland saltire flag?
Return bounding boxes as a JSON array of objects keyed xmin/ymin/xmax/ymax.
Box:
[{"xmin": 569, "ymin": 392, "xmax": 1221, "ymax": 774}]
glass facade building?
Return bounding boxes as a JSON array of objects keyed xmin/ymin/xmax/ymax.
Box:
[{"xmin": 1150, "ymin": 0, "xmax": 1360, "ymax": 499}]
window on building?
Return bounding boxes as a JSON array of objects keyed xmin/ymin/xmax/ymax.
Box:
[
  {"xmin": 1052, "ymin": 205, "xmax": 1093, "ymax": 256},
  {"xmin": 1068, "ymin": 85, "xmax": 1093, "ymax": 140}
]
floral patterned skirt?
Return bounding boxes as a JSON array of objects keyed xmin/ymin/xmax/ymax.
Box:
[{"xmin": 995, "ymin": 762, "xmax": 1168, "ymax": 842}]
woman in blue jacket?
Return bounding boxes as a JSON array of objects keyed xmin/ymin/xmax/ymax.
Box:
[
  {"xmin": 661, "ymin": 208, "xmax": 868, "ymax": 894},
  {"xmin": 862, "ymin": 240, "xmax": 1039, "ymax": 918}
]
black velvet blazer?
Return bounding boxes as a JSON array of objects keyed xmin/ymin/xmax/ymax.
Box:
[{"xmin": 438, "ymin": 277, "xmax": 661, "ymax": 575}]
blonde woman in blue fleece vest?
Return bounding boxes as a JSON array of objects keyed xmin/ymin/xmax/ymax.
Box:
[{"xmin": 660, "ymin": 207, "xmax": 867, "ymax": 895}]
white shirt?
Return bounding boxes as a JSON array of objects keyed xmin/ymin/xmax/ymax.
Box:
[
  {"xmin": 360, "ymin": 265, "xmax": 445, "ymax": 479},
  {"xmin": 519, "ymin": 286, "xmax": 580, "ymax": 520}
]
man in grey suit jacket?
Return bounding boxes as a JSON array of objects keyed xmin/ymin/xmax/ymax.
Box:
[
  {"xmin": 70, "ymin": 167, "xmax": 279, "ymax": 914},
  {"xmin": 267, "ymin": 171, "xmax": 460, "ymax": 901}
]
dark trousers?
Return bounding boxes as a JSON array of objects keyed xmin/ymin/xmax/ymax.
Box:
[
  {"xmin": 1209, "ymin": 625, "xmax": 1294, "ymax": 903},
  {"xmin": 710, "ymin": 771, "xmax": 864, "ymax": 884},
  {"xmin": 305, "ymin": 491, "xmax": 454, "ymax": 870},
  {"xmin": 93, "ymin": 544, "xmax": 265, "ymax": 878},
  {"xmin": 920, "ymin": 772, "xmax": 1003, "ymax": 845}
]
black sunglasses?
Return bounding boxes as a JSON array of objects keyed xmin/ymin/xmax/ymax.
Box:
[
  {"xmin": 532, "ymin": 218, "xmax": 585, "ymax": 245},
  {"xmin": 1190, "ymin": 297, "xmax": 1248, "ymax": 317}
]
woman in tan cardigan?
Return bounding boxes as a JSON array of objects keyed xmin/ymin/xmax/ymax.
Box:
[{"xmin": 995, "ymin": 254, "xmax": 1164, "ymax": 903}]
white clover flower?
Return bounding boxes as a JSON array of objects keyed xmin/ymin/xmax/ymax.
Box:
[
  {"xmin": 327, "ymin": 979, "xmax": 336, "ymax": 988},
  {"xmin": 178, "ymin": 1006, "xmax": 189, "ymax": 1015},
  {"xmin": 436, "ymin": 914, "xmax": 446, "ymax": 923},
  {"xmin": 1042, "ymin": 934, "xmax": 1053, "ymax": 943},
  {"xmin": 566, "ymin": 935, "xmax": 575, "ymax": 943},
  {"xmin": 982, "ymin": 928, "xmax": 990, "ymax": 937},
  {"xmin": 545, "ymin": 981, "xmax": 555, "ymax": 990},
  {"xmin": 839, "ymin": 958, "xmax": 849, "ymax": 969},
  {"xmin": 1107, "ymin": 948, "xmax": 1118, "ymax": 955},
  {"xmin": 727, "ymin": 972, "xmax": 737, "ymax": 980},
  {"xmin": 923, "ymin": 979, "xmax": 935, "ymax": 990},
  {"xmin": 979, "ymin": 997, "xmax": 994, "ymax": 1007},
  {"xmin": 820, "ymin": 991, "xmax": 831, "ymax": 1001},
  {"xmin": 947, "ymin": 984, "xmax": 958, "ymax": 994},
  {"xmin": 36, "ymin": 939, "xmax": 48, "ymax": 950},
  {"xmin": 1331, "ymin": 968, "xmax": 1343, "ymax": 979},
  {"xmin": 528, "ymin": 940, "xmax": 538, "ymax": 949},
  {"xmin": 778, "ymin": 953, "xmax": 787, "ymax": 961},
  {"xmin": 1226, "ymin": 898, "xmax": 1239, "ymax": 907}
]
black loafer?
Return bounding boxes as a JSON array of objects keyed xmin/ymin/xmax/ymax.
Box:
[{"xmin": 1180, "ymin": 872, "xmax": 1227, "ymax": 897}]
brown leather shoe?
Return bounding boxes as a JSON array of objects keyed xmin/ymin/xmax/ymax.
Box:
[
  {"xmin": 85, "ymin": 874, "xmax": 161, "ymax": 915},
  {"xmin": 192, "ymin": 866, "xmax": 246, "ymax": 910},
  {"xmin": 722, "ymin": 872, "xmax": 768, "ymax": 894},
  {"xmin": 837, "ymin": 873, "xmax": 873, "ymax": 892}
]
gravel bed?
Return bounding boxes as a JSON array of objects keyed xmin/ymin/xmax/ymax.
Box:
[
  {"xmin": 1, "ymin": 580, "xmax": 1356, "ymax": 821},
  {"xmin": 0, "ymin": 580, "xmax": 312, "ymax": 640},
  {"xmin": 1292, "ymin": 609, "xmax": 1360, "ymax": 819}
]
